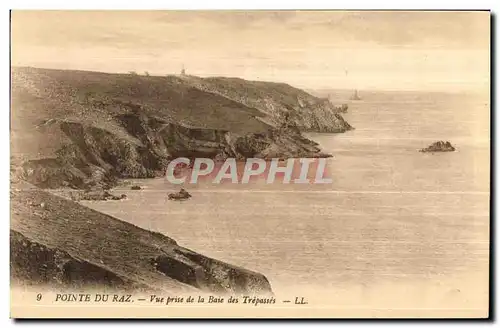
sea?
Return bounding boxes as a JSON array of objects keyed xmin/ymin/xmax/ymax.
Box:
[{"xmin": 82, "ymin": 89, "xmax": 490, "ymax": 316}]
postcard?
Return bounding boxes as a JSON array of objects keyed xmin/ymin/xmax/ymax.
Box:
[{"xmin": 10, "ymin": 10, "xmax": 491, "ymax": 318}]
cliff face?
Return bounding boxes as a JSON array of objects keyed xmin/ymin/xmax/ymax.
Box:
[
  {"xmin": 11, "ymin": 181, "xmax": 273, "ymax": 294},
  {"xmin": 11, "ymin": 67, "xmax": 333, "ymax": 189},
  {"xmin": 179, "ymin": 75, "xmax": 353, "ymax": 133}
]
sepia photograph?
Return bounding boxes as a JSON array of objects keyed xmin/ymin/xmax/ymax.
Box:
[{"xmin": 9, "ymin": 9, "xmax": 491, "ymax": 318}]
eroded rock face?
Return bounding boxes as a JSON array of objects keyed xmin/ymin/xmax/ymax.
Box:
[
  {"xmin": 17, "ymin": 117, "xmax": 330, "ymax": 190},
  {"xmin": 69, "ymin": 190, "xmax": 127, "ymax": 201},
  {"xmin": 11, "ymin": 67, "xmax": 340, "ymax": 190},
  {"xmin": 10, "ymin": 183, "xmax": 273, "ymax": 295},
  {"xmin": 420, "ymin": 141, "xmax": 456, "ymax": 153},
  {"xmin": 10, "ymin": 230, "xmax": 131, "ymax": 290}
]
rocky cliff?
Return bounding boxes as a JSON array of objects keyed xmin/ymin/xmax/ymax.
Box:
[
  {"xmin": 17, "ymin": 117, "xmax": 329, "ymax": 189},
  {"xmin": 419, "ymin": 141, "xmax": 456, "ymax": 153},
  {"xmin": 11, "ymin": 67, "xmax": 335, "ymax": 189},
  {"xmin": 179, "ymin": 75, "xmax": 353, "ymax": 133},
  {"xmin": 11, "ymin": 181, "xmax": 273, "ymax": 294}
]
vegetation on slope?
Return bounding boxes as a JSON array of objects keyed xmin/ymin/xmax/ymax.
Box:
[
  {"xmin": 11, "ymin": 181, "xmax": 273, "ymax": 294},
  {"xmin": 179, "ymin": 75, "xmax": 353, "ymax": 132},
  {"xmin": 11, "ymin": 67, "xmax": 334, "ymax": 189}
]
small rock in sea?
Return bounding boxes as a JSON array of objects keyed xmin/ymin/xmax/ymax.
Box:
[
  {"xmin": 130, "ymin": 185, "xmax": 142, "ymax": 190},
  {"xmin": 419, "ymin": 140, "xmax": 455, "ymax": 153}
]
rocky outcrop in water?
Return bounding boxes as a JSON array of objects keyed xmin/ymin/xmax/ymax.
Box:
[
  {"xmin": 69, "ymin": 190, "xmax": 127, "ymax": 201},
  {"xmin": 168, "ymin": 188, "xmax": 192, "ymax": 201},
  {"xmin": 419, "ymin": 141, "xmax": 456, "ymax": 153},
  {"xmin": 15, "ymin": 116, "xmax": 330, "ymax": 190},
  {"xmin": 337, "ymin": 104, "xmax": 349, "ymax": 113}
]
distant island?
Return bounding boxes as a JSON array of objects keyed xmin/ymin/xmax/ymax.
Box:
[{"xmin": 419, "ymin": 141, "xmax": 456, "ymax": 153}]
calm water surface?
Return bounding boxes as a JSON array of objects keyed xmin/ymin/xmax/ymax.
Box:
[{"xmin": 82, "ymin": 90, "xmax": 490, "ymax": 310}]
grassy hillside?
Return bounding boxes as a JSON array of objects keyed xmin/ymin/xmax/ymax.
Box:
[
  {"xmin": 178, "ymin": 75, "xmax": 353, "ymax": 132},
  {"xmin": 11, "ymin": 67, "xmax": 332, "ymax": 189},
  {"xmin": 11, "ymin": 181, "xmax": 273, "ymax": 294}
]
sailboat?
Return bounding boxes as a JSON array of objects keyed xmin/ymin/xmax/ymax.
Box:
[{"xmin": 350, "ymin": 89, "xmax": 361, "ymax": 101}]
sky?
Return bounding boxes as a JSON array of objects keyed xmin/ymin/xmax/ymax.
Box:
[{"xmin": 11, "ymin": 10, "xmax": 490, "ymax": 92}]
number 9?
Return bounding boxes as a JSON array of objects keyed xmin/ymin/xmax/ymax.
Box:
[{"xmin": 36, "ymin": 293, "xmax": 42, "ymax": 301}]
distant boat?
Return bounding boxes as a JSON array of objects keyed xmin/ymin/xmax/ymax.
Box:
[{"xmin": 350, "ymin": 89, "xmax": 361, "ymax": 101}]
